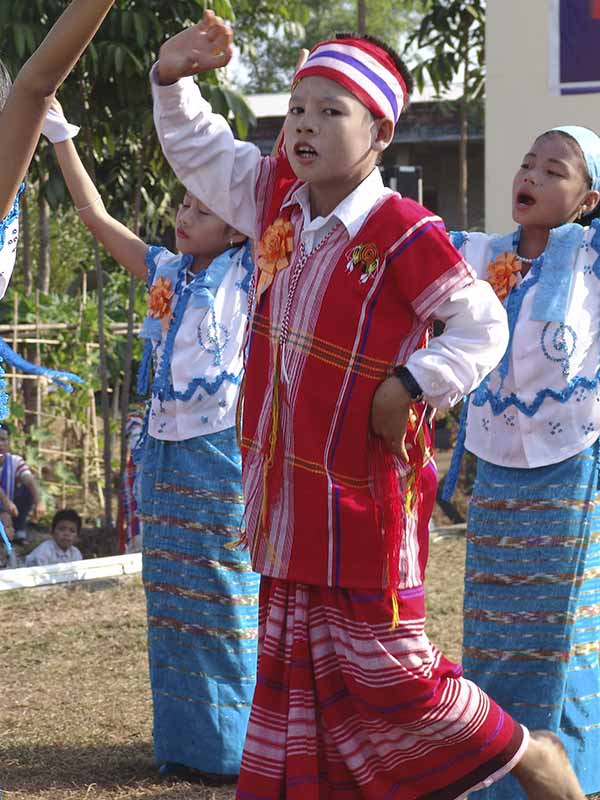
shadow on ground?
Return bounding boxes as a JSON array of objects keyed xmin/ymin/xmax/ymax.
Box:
[{"xmin": 2, "ymin": 742, "xmax": 156, "ymax": 791}]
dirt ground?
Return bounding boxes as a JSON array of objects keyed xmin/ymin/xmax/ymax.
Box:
[{"xmin": 0, "ymin": 533, "xmax": 466, "ymax": 800}]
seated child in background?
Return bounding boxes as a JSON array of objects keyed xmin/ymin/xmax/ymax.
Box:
[{"xmin": 25, "ymin": 509, "xmax": 82, "ymax": 567}]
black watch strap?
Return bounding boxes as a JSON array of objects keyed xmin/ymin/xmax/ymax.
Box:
[{"xmin": 393, "ymin": 365, "xmax": 424, "ymax": 402}]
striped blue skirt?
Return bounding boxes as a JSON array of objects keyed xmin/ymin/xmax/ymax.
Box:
[
  {"xmin": 463, "ymin": 441, "xmax": 600, "ymax": 798},
  {"xmin": 139, "ymin": 429, "xmax": 259, "ymax": 775}
]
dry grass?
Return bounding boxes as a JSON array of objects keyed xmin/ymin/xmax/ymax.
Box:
[
  {"xmin": 0, "ymin": 539, "xmax": 465, "ymax": 800},
  {"xmin": 2, "ymin": 539, "xmax": 596, "ymax": 800},
  {"xmin": 0, "ymin": 577, "xmax": 226, "ymax": 800}
]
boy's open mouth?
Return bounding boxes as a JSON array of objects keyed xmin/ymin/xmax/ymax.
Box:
[
  {"xmin": 516, "ymin": 191, "xmax": 536, "ymax": 207},
  {"xmin": 294, "ymin": 143, "xmax": 318, "ymax": 159}
]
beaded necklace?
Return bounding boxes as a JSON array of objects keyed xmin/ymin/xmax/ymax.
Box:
[{"xmin": 259, "ymin": 223, "xmax": 342, "ymax": 541}]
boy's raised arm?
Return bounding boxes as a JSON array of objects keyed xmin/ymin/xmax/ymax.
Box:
[
  {"xmin": 0, "ymin": 0, "xmax": 115, "ymax": 218},
  {"xmin": 152, "ymin": 11, "xmax": 262, "ymax": 240}
]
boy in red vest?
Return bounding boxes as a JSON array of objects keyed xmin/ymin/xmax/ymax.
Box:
[{"xmin": 151, "ymin": 11, "xmax": 585, "ymax": 800}]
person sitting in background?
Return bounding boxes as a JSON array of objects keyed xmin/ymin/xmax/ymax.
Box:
[
  {"xmin": 0, "ymin": 510, "xmax": 15, "ymax": 568},
  {"xmin": 0, "ymin": 424, "xmax": 44, "ymax": 544},
  {"xmin": 25, "ymin": 509, "xmax": 82, "ymax": 567}
]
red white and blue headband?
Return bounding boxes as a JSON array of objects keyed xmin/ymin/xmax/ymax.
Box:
[{"xmin": 292, "ymin": 37, "xmax": 408, "ymax": 124}]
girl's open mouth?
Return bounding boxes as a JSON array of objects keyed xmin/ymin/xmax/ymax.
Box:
[{"xmin": 516, "ymin": 191, "xmax": 536, "ymax": 207}]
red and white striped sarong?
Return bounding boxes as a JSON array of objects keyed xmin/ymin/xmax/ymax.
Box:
[{"xmin": 236, "ymin": 578, "xmax": 527, "ymax": 800}]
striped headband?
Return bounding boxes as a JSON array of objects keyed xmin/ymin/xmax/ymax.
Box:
[{"xmin": 293, "ymin": 37, "xmax": 408, "ymax": 124}]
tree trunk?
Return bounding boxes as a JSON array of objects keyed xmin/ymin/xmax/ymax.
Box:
[
  {"xmin": 79, "ymin": 101, "xmax": 113, "ymax": 531},
  {"xmin": 37, "ymin": 191, "xmax": 51, "ymax": 293},
  {"xmin": 93, "ymin": 239, "xmax": 113, "ymax": 531},
  {"xmin": 357, "ymin": 0, "xmax": 367, "ymax": 34},
  {"xmin": 118, "ymin": 151, "xmax": 144, "ymax": 490},
  {"xmin": 21, "ymin": 189, "xmax": 37, "ymax": 431},
  {"xmin": 458, "ymin": 24, "xmax": 470, "ymax": 230}
]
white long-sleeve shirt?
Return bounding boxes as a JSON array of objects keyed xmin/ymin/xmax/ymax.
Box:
[{"xmin": 151, "ymin": 68, "xmax": 508, "ymax": 409}]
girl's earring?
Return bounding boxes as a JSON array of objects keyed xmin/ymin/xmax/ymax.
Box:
[{"xmin": 229, "ymin": 239, "xmax": 234, "ymax": 248}]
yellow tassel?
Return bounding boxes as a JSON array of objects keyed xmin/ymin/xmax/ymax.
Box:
[
  {"xmin": 260, "ymin": 342, "xmax": 281, "ymax": 534},
  {"xmin": 236, "ymin": 371, "xmax": 247, "ymax": 451},
  {"xmin": 390, "ymin": 591, "xmax": 401, "ymax": 630}
]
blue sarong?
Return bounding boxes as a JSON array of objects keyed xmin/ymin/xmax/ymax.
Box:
[
  {"xmin": 139, "ymin": 428, "xmax": 259, "ymax": 775},
  {"xmin": 463, "ymin": 442, "xmax": 600, "ymax": 797}
]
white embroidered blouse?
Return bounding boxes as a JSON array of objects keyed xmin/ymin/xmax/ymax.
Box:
[
  {"xmin": 142, "ymin": 243, "xmax": 252, "ymax": 442},
  {"xmin": 453, "ymin": 224, "xmax": 600, "ymax": 468},
  {"xmin": 0, "ymin": 184, "xmax": 23, "ymax": 299}
]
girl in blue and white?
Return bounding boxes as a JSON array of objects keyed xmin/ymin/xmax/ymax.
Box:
[
  {"xmin": 447, "ymin": 126, "xmax": 600, "ymax": 799},
  {"xmin": 49, "ymin": 101, "xmax": 259, "ymax": 784}
]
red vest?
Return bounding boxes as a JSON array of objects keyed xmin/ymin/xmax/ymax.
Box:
[{"xmin": 241, "ymin": 157, "xmax": 472, "ymax": 589}]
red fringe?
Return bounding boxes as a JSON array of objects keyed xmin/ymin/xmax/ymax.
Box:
[{"xmin": 370, "ymin": 406, "xmax": 430, "ymax": 626}]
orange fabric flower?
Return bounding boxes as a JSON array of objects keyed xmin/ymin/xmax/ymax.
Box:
[
  {"xmin": 148, "ymin": 276, "xmax": 174, "ymax": 320},
  {"xmin": 256, "ymin": 217, "xmax": 294, "ymax": 301},
  {"xmin": 360, "ymin": 242, "xmax": 378, "ymax": 265},
  {"xmin": 487, "ymin": 252, "xmax": 522, "ymax": 301}
]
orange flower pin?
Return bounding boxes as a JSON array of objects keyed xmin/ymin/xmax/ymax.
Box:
[
  {"xmin": 487, "ymin": 252, "xmax": 522, "ymax": 301},
  {"xmin": 345, "ymin": 242, "xmax": 380, "ymax": 283},
  {"xmin": 256, "ymin": 217, "xmax": 295, "ymax": 301},
  {"xmin": 148, "ymin": 276, "xmax": 174, "ymax": 321}
]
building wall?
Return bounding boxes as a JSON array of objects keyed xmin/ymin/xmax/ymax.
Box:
[
  {"xmin": 411, "ymin": 142, "xmax": 485, "ymax": 231},
  {"xmin": 382, "ymin": 142, "xmax": 484, "ymax": 231},
  {"xmin": 486, "ymin": 0, "xmax": 598, "ymax": 232}
]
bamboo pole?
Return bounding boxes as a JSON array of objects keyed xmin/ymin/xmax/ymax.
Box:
[
  {"xmin": 82, "ymin": 411, "xmax": 89, "ymax": 511},
  {"xmin": 0, "ymin": 322, "xmax": 137, "ymax": 333},
  {"xmin": 11, "ymin": 291, "xmax": 18, "ymax": 400},
  {"xmin": 119, "ymin": 149, "xmax": 144, "ymax": 503},
  {"xmin": 38, "ymin": 447, "xmax": 78, "ymax": 459},
  {"xmin": 61, "ymin": 427, "xmax": 68, "ymax": 508},
  {"xmin": 111, "ymin": 379, "xmax": 120, "ymax": 456},
  {"xmin": 82, "ymin": 340, "xmax": 90, "ymax": 513},
  {"xmin": 89, "ymin": 388, "xmax": 104, "ymax": 508},
  {"xmin": 35, "ymin": 290, "xmax": 42, "ymax": 430},
  {"xmin": 13, "ymin": 339, "xmax": 61, "ymax": 345}
]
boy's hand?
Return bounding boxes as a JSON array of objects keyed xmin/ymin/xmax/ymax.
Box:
[
  {"xmin": 158, "ymin": 10, "xmax": 233, "ymax": 85},
  {"xmin": 371, "ymin": 376, "xmax": 411, "ymax": 462}
]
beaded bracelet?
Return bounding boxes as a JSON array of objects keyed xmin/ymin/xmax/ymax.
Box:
[{"xmin": 76, "ymin": 195, "xmax": 103, "ymax": 213}]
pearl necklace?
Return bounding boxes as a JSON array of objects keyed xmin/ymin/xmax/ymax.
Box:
[{"xmin": 518, "ymin": 253, "xmax": 542, "ymax": 265}]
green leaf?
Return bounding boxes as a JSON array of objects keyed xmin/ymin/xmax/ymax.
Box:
[{"xmin": 133, "ymin": 12, "xmax": 149, "ymax": 49}]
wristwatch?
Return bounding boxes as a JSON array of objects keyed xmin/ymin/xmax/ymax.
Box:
[{"xmin": 393, "ymin": 365, "xmax": 424, "ymax": 403}]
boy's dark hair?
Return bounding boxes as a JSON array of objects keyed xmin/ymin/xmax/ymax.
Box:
[
  {"xmin": 0, "ymin": 59, "xmax": 12, "ymax": 114},
  {"xmin": 52, "ymin": 508, "xmax": 82, "ymax": 534},
  {"xmin": 334, "ymin": 32, "xmax": 414, "ymax": 110}
]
